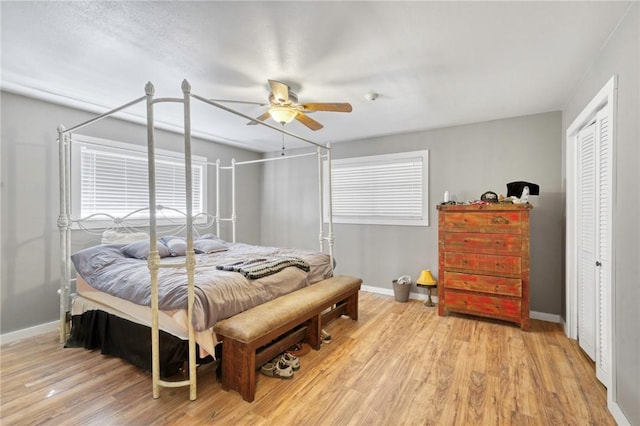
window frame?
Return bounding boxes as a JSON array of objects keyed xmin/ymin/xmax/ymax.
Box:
[
  {"xmin": 70, "ymin": 134, "xmax": 208, "ymax": 229},
  {"xmin": 324, "ymin": 150, "xmax": 429, "ymax": 227}
]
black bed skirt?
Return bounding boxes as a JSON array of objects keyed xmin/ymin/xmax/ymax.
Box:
[{"xmin": 65, "ymin": 310, "xmax": 213, "ymax": 377}]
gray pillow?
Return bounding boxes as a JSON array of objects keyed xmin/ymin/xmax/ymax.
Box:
[
  {"xmin": 194, "ymin": 239, "xmax": 228, "ymax": 254},
  {"xmin": 121, "ymin": 240, "xmax": 170, "ymax": 259},
  {"xmin": 72, "ymin": 244, "xmax": 127, "ymax": 275},
  {"xmin": 159, "ymin": 236, "xmax": 187, "ymax": 257}
]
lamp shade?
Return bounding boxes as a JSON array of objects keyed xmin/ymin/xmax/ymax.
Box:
[
  {"xmin": 416, "ymin": 269, "xmax": 436, "ymax": 285},
  {"xmin": 269, "ymin": 106, "xmax": 297, "ymax": 124}
]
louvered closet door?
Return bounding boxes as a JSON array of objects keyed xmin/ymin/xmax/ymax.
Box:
[
  {"xmin": 594, "ymin": 105, "xmax": 612, "ymax": 387},
  {"xmin": 577, "ymin": 122, "xmax": 597, "ymax": 361},
  {"xmin": 576, "ymin": 106, "xmax": 613, "ymax": 389}
]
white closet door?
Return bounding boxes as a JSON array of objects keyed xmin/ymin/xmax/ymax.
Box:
[
  {"xmin": 577, "ymin": 122, "xmax": 596, "ymax": 360},
  {"xmin": 595, "ymin": 105, "xmax": 612, "ymax": 386}
]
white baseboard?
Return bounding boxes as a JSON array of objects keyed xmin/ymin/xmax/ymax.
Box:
[
  {"xmin": 361, "ymin": 285, "xmax": 438, "ymax": 303},
  {"xmin": 608, "ymin": 399, "xmax": 631, "ymax": 426},
  {"xmin": 530, "ymin": 311, "xmax": 562, "ymax": 324},
  {"xmin": 0, "ymin": 321, "xmax": 59, "ymax": 346},
  {"xmin": 361, "ymin": 285, "xmax": 393, "ymax": 297},
  {"xmin": 361, "ymin": 285, "xmax": 561, "ymax": 323}
]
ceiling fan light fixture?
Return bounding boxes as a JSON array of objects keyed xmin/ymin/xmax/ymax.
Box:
[{"xmin": 269, "ymin": 106, "xmax": 297, "ymax": 124}]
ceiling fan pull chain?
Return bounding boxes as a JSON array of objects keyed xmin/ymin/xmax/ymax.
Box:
[{"xmin": 281, "ymin": 129, "xmax": 286, "ymax": 156}]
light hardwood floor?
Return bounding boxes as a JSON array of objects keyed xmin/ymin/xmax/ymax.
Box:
[{"xmin": 1, "ymin": 291, "xmax": 614, "ymax": 425}]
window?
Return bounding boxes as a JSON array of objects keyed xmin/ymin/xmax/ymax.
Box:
[
  {"xmin": 70, "ymin": 134, "xmax": 207, "ymax": 227},
  {"xmin": 324, "ymin": 150, "xmax": 429, "ymax": 226}
]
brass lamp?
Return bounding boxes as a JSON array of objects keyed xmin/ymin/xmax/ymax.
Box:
[{"xmin": 416, "ymin": 269, "xmax": 437, "ymax": 307}]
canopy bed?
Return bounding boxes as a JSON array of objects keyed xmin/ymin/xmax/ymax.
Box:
[{"xmin": 56, "ymin": 80, "xmax": 349, "ymax": 401}]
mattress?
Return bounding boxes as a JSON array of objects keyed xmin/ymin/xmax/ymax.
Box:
[
  {"xmin": 73, "ymin": 276, "xmax": 217, "ymax": 357},
  {"xmin": 71, "ymin": 240, "xmax": 334, "ymax": 331}
]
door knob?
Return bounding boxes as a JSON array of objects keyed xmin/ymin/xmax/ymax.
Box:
[{"xmin": 596, "ymin": 261, "xmax": 602, "ymax": 267}]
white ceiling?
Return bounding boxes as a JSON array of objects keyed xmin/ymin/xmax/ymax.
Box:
[{"xmin": 0, "ymin": 1, "xmax": 633, "ymax": 153}]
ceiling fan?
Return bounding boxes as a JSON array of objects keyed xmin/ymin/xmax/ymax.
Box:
[{"xmin": 246, "ymin": 80, "xmax": 352, "ymax": 131}]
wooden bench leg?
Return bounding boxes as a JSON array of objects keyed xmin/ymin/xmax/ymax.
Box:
[
  {"xmin": 308, "ymin": 313, "xmax": 321, "ymax": 350},
  {"xmin": 346, "ymin": 291, "xmax": 359, "ymax": 321},
  {"xmin": 221, "ymin": 338, "xmax": 256, "ymax": 402}
]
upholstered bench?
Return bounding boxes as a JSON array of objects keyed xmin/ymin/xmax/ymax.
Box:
[{"xmin": 213, "ymin": 275, "xmax": 362, "ymax": 402}]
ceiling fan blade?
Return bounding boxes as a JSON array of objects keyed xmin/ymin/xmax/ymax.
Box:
[
  {"xmin": 268, "ymin": 79, "xmax": 290, "ymax": 104},
  {"xmin": 300, "ymin": 102, "xmax": 352, "ymax": 113},
  {"xmin": 246, "ymin": 111, "xmax": 272, "ymax": 126},
  {"xmin": 295, "ymin": 112, "xmax": 324, "ymax": 131}
]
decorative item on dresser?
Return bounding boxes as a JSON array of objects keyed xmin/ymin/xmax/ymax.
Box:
[{"xmin": 436, "ymin": 203, "xmax": 532, "ymax": 330}]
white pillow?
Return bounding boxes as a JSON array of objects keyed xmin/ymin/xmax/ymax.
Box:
[{"xmin": 101, "ymin": 229, "xmax": 149, "ymax": 245}]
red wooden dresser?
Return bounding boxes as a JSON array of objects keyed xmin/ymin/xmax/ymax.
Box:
[{"xmin": 437, "ymin": 203, "xmax": 532, "ymax": 330}]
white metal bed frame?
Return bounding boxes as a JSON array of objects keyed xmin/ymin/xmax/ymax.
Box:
[{"xmin": 56, "ymin": 80, "xmax": 334, "ymax": 400}]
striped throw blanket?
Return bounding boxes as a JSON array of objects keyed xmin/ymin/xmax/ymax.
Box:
[{"xmin": 216, "ymin": 256, "xmax": 310, "ymax": 279}]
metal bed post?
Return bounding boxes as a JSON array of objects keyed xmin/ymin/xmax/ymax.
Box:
[
  {"xmin": 56, "ymin": 126, "xmax": 71, "ymax": 343},
  {"xmin": 317, "ymin": 147, "xmax": 324, "ymax": 253},
  {"xmin": 64, "ymin": 133, "xmax": 73, "ymax": 334},
  {"xmin": 216, "ymin": 162, "xmax": 235, "ymax": 241},
  {"xmin": 144, "ymin": 82, "xmax": 163, "ymax": 400},
  {"xmin": 326, "ymin": 143, "xmax": 335, "ymax": 267},
  {"xmin": 215, "ymin": 159, "xmax": 221, "ymax": 237},
  {"xmin": 231, "ymin": 158, "xmax": 237, "ymax": 243},
  {"xmin": 180, "ymin": 80, "xmax": 198, "ymax": 401}
]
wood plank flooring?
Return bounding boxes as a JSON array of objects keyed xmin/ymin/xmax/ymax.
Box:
[{"xmin": 1, "ymin": 291, "xmax": 614, "ymax": 425}]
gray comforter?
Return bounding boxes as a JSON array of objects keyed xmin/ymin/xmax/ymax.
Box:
[{"xmin": 71, "ymin": 242, "xmax": 333, "ymax": 331}]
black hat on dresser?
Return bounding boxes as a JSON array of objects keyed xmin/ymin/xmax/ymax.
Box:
[{"xmin": 507, "ymin": 181, "xmax": 540, "ymax": 198}]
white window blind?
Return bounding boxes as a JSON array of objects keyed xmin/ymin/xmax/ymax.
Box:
[
  {"xmin": 325, "ymin": 150, "xmax": 429, "ymax": 226},
  {"xmin": 71, "ymin": 134, "xmax": 207, "ymax": 225}
]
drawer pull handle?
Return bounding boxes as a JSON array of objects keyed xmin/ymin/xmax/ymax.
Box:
[{"xmin": 492, "ymin": 216, "xmax": 510, "ymax": 224}]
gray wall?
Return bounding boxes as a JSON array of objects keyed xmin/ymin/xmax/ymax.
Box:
[
  {"xmin": 262, "ymin": 111, "xmax": 563, "ymax": 316},
  {"xmin": 0, "ymin": 91, "xmax": 262, "ymax": 333},
  {"xmin": 562, "ymin": 3, "xmax": 639, "ymax": 423}
]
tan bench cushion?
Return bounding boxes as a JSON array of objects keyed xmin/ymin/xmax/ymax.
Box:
[{"xmin": 213, "ymin": 275, "xmax": 361, "ymax": 343}]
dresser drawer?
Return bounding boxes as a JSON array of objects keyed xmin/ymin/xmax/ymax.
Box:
[
  {"xmin": 444, "ymin": 290, "xmax": 521, "ymax": 320},
  {"xmin": 443, "ymin": 271, "xmax": 522, "ymax": 297},
  {"xmin": 443, "ymin": 232, "xmax": 522, "ymax": 254},
  {"xmin": 444, "ymin": 252, "xmax": 522, "ymax": 276},
  {"xmin": 442, "ymin": 212, "xmax": 523, "ymax": 234}
]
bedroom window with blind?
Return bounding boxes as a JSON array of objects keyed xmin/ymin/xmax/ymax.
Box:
[
  {"xmin": 70, "ymin": 134, "xmax": 207, "ymax": 227},
  {"xmin": 324, "ymin": 150, "xmax": 429, "ymax": 226}
]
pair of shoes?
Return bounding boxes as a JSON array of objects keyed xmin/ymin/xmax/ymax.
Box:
[
  {"xmin": 321, "ymin": 329, "xmax": 332, "ymax": 344},
  {"xmin": 260, "ymin": 359, "xmax": 294, "ymax": 379},
  {"xmin": 286, "ymin": 343, "xmax": 311, "ymax": 357},
  {"xmin": 273, "ymin": 352, "xmax": 300, "ymax": 371}
]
